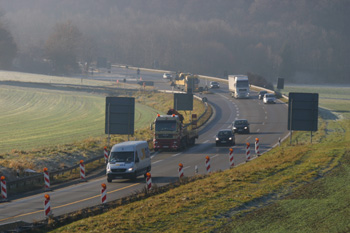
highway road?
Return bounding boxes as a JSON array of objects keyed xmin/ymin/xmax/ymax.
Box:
[{"xmin": 0, "ymin": 67, "xmax": 288, "ymax": 225}]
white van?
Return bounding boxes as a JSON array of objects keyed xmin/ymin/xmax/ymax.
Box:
[{"xmin": 106, "ymin": 141, "xmax": 151, "ymax": 182}]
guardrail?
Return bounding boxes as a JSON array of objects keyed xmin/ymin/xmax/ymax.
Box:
[{"xmin": 6, "ymin": 156, "xmax": 106, "ymax": 195}]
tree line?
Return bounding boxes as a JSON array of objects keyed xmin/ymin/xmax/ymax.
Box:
[{"xmin": 0, "ymin": 0, "xmax": 349, "ymax": 84}]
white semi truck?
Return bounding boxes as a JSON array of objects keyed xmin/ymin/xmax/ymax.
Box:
[{"xmin": 228, "ymin": 75, "xmax": 250, "ymax": 98}]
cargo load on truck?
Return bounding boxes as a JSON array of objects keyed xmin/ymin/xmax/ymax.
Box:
[
  {"xmin": 228, "ymin": 75, "xmax": 250, "ymax": 98},
  {"xmin": 152, "ymin": 110, "xmax": 198, "ymax": 151},
  {"xmin": 174, "ymin": 73, "xmax": 202, "ymax": 93}
]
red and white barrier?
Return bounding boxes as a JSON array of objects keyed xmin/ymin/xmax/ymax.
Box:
[
  {"xmin": 80, "ymin": 160, "xmax": 86, "ymax": 181},
  {"xmin": 146, "ymin": 172, "xmax": 152, "ymax": 191},
  {"xmin": 101, "ymin": 183, "xmax": 107, "ymax": 204},
  {"xmin": 229, "ymin": 148, "xmax": 234, "ymax": 167},
  {"xmin": 246, "ymin": 142, "xmax": 251, "ymax": 162},
  {"xmin": 205, "ymin": 156, "xmax": 211, "ymax": 173},
  {"xmin": 104, "ymin": 146, "xmax": 109, "ymax": 162},
  {"xmin": 44, "ymin": 194, "xmax": 52, "ymax": 217},
  {"xmin": 255, "ymin": 138, "xmax": 260, "ymax": 156},
  {"xmin": 43, "ymin": 167, "xmax": 52, "ymax": 191},
  {"xmin": 178, "ymin": 163, "xmax": 184, "ymax": 178},
  {"xmin": 1, "ymin": 176, "xmax": 7, "ymax": 200}
]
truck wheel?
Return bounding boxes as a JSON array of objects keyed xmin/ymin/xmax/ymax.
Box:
[
  {"xmin": 190, "ymin": 138, "xmax": 195, "ymax": 146},
  {"xmin": 131, "ymin": 172, "xmax": 138, "ymax": 181},
  {"xmin": 107, "ymin": 178, "xmax": 112, "ymax": 183}
]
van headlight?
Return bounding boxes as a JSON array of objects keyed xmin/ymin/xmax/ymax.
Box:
[
  {"xmin": 127, "ymin": 167, "xmax": 134, "ymax": 172},
  {"xmin": 106, "ymin": 164, "xmax": 111, "ymax": 173},
  {"xmin": 216, "ymin": 137, "xmax": 219, "ymax": 141},
  {"xmin": 229, "ymin": 137, "xmax": 232, "ymax": 140},
  {"xmin": 244, "ymin": 127, "xmax": 248, "ymax": 129}
]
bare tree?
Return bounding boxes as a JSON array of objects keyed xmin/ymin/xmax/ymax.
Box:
[
  {"xmin": 0, "ymin": 21, "xmax": 17, "ymax": 69},
  {"xmin": 45, "ymin": 21, "xmax": 82, "ymax": 75}
]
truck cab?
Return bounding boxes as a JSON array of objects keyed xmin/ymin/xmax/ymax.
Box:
[
  {"xmin": 228, "ymin": 75, "xmax": 250, "ymax": 98},
  {"xmin": 152, "ymin": 111, "xmax": 198, "ymax": 151}
]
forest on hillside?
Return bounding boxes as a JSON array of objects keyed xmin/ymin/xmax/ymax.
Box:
[{"xmin": 0, "ymin": 0, "xmax": 349, "ymax": 84}]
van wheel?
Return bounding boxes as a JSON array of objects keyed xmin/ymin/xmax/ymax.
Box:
[
  {"xmin": 131, "ymin": 172, "xmax": 137, "ymax": 181},
  {"xmin": 107, "ymin": 178, "xmax": 112, "ymax": 183}
]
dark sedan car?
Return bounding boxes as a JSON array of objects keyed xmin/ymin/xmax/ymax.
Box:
[
  {"xmin": 210, "ymin": 81, "xmax": 220, "ymax": 89},
  {"xmin": 216, "ymin": 129, "xmax": 235, "ymax": 146},
  {"xmin": 232, "ymin": 119, "xmax": 250, "ymax": 134}
]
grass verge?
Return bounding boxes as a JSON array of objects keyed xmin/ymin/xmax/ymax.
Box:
[{"xmin": 39, "ymin": 117, "xmax": 349, "ymax": 232}]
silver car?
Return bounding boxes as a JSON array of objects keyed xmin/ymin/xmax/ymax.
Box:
[{"xmin": 263, "ymin": 93, "xmax": 276, "ymax": 104}]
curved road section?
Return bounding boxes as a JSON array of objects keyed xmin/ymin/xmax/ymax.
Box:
[{"xmin": 0, "ymin": 68, "xmax": 288, "ymax": 226}]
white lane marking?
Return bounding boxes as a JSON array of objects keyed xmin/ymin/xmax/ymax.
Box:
[
  {"xmin": 172, "ymin": 153, "xmax": 182, "ymax": 157},
  {"xmin": 265, "ymin": 116, "xmax": 268, "ymax": 119},
  {"xmin": 152, "ymin": 160, "xmax": 163, "ymax": 165},
  {"xmin": 246, "ymin": 136, "xmax": 252, "ymax": 140},
  {"xmin": 203, "ymin": 140, "xmax": 209, "ymax": 144},
  {"xmin": 183, "ymin": 166, "xmax": 191, "ymax": 170},
  {"xmin": 217, "ymin": 93, "xmax": 230, "ymax": 100},
  {"xmin": 257, "ymin": 129, "xmax": 260, "ymax": 132},
  {"xmin": 211, "ymin": 154, "xmax": 219, "ymax": 159}
]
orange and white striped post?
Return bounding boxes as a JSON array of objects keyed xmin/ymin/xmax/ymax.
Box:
[
  {"xmin": 246, "ymin": 142, "xmax": 251, "ymax": 162},
  {"xmin": 205, "ymin": 156, "xmax": 211, "ymax": 173},
  {"xmin": 1, "ymin": 176, "xmax": 7, "ymax": 201},
  {"xmin": 229, "ymin": 148, "xmax": 234, "ymax": 167},
  {"xmin": 146, "ymin": 172, "xmax": 152, "ymax": 191},
  {"xmin": 255, "ymin": 138, "xmax": 260, "ymax": 156},
  {"xmin": 43, "ymin": 167, "xmax": 52, "ymax": 191},
  {"xmin": 101, "ymin": 183, "xmax": 107, "ymax": 204},
  {"xmin": 104, "ymin": 146, "xmax": 109, "ymax": 163},
  {"xmin": 44, "ymin": 194, "xmax": 52, "ymax": 218},
  {"xmin": 80, "ymin": 160, "xmax": 86, "ymax": 181},
  {"xmin": 178, "ymin": 163, "xmax": 184, "ymax": 178}
]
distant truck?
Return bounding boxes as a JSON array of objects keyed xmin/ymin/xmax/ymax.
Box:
[
  {"xmin": 152, "ymin": 109, "xmax": 198, "ymax": 151},
  {"xmin": 228, "ymin": 75, "xmax": 250, "ymax": 98},
  {"xmin": 174, "ymin": 73, "xmax": 202, "ymax": 93}
]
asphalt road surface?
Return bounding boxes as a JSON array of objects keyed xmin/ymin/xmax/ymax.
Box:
[{"xmin": 0, "ymin": 67, "xmax": 288, "ymax": 225}]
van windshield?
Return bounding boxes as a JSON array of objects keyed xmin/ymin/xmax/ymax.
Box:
[{"xmin": 109, "ymin": 151, "xmax": 134, "ymax": 163}]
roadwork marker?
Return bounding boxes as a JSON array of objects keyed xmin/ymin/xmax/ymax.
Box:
[
  {"xmin": 246, "ymin": 142, "xmax": 251, "ymax": 162},
  {"xmin": 80, "ymin": 160, "xmax": 87, "ymax": 182},
  {"xmin": 101, "ymin": 183, "xmax": 107, "ymax": 204},
  {"xmin": 146, "ymin": 172, "xmax": 152, "ymax": 191},
  {"xmin": 104, "ymin": 146, "xmax": 109, "ymax": 163},
  {"xmin": 44, "ymin": 194, "xmax": 52, "ymax": 218},
  {"xmin": 1, "ymin": 176, "xmax": 8, "ymax": 201},
  {"xmin": 205, "ymin": 156, "xmax": 211, "ymax": 173},
  {"xmin": 255, "ymin": 138, "xmax": 260, "ymax": 156},
  {"xmin": 178, "ymin": 163, "xmax": 184, "ymax": 178},
  {"xmin": 229, "ymin": 148, "xmax": 234, "ymax": 167},
  {"xmin": 43, "ymin": 167, "xmax": 52, "ymax": 191}
]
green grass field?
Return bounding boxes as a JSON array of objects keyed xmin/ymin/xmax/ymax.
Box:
[
  {"xmin": 0, "ymin": 86, "xmax": 161, "ymax": 153},
  {"xmin": 48, "ymin": 85, "xmax": 350, "ymax": 233},
  {"xmin": 281, "ymin": 85, "xmax": 350, "ymax": 119}
]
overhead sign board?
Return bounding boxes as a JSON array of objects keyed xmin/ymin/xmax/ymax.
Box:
[
  {"xmin": 105, "ymin": 97, "xmax": 135, "ymax": 135},
  {"xmin": 174, "ymin": 93, "xmax": 193, "ymax": 111},
  {"xmin": 288, "ymin": 93, "xmax": 318, "ymax": 131},
  {"xmin": 277, "ymin": 78, "xmax": 284, "ymax": 89}
]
